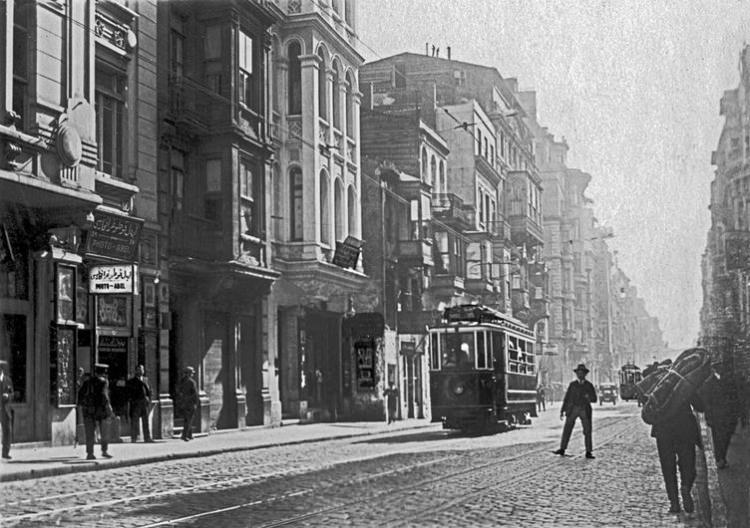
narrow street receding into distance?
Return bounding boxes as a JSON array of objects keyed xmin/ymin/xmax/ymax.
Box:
[{"xmin": 1, "ymin": 404, "xmax": 707, "ymax": 528}]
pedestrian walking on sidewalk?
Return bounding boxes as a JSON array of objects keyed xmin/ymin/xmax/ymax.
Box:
[
  {"xmin": 0, "ymin": 360, "xmax": 14, "ymax": 459},
  {"xmin": 702, "ymin": 373, "xmax": 740, "ymax": 469},
  {"xmin": 77, "ymin": 364, "xmax": 114, "ymax": 460},
  {"xmin": 536, "ymin": 385, "xmax": 546, "ymax": 412},
  {"xmin": 554, "ymin": 363, "xmax": 597, "ymax": 459},
  {"xmin": 651, "ymin": 395, "xmax": 705, "ymax": 514},
  {"xmin": 176, "ymin": 366, "xmax": 199, "ymax": 441},
  {"xmin": 127, "ymin": 365, "xmax": 153, "ymax": 443},
  {"xmin": 384, "ymin": 383, "xmax": 399, "ymax": 424}
]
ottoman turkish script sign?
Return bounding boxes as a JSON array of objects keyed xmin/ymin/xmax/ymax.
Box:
[{"xmin": 85, "ymin": 211, "xmax": 143, "ymax": 261}]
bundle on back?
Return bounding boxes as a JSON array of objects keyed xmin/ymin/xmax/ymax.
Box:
[{"xmin": 637, "ymin": 348, "xmax": 712, "ymax": 425}]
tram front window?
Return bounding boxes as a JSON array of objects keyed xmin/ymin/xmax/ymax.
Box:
[{"xmin": 441, "ymin": 332, "xmax": 475, "ymax": 368}]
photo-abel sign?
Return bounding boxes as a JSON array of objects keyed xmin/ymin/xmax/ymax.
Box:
[{"xmin": 89, "ymin": 264, "xmax": 138, "ymax": 294}]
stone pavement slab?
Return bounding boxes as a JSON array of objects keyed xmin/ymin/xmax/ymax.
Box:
[
  {"xmin": 701, "ymin": 416, "xmax": 750, "ymax": 528},
  {"xmin": 0, "ymin": 418, "xmax": 433, "ymax": 483}
]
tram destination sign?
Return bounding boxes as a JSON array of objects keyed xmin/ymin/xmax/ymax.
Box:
[
  {"xmin": 89, "ymin": 264, "xmax": 138, "ymax": 294},
  {"xmin": 85, "ymin": 211, "xmax": 143, "ymax": 261}
]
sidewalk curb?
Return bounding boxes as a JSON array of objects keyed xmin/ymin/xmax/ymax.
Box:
[
  {"xmin": 0, "ymin": 423, "xmax": 435, "ymax": 484},
  {"xmin": 698, "ymin": 414, "xmax": 728, "ymax": 528}
]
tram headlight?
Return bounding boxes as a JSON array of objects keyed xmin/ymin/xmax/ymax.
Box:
[{"xmin": 453, "ymin": 383, "xmax": 465, "ymax": 395}]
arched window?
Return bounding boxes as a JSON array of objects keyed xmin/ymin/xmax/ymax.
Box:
[
  {"xmin": 317, "ymin": 49, "xmax": 327, "ymax": 120},
  {"xmin": 430, "ymin": 155, "xmax": 436, "ymax": 187},
  {"xmin": 345, "ymin": 71, "xmax": 355, "ymax": 136},
  {"xmin": 272, "ymin": 163, "xmax": 282, "ymax": 239},
  {"xmin": 347, "ymin": 185, "xmax": 357, "ymax": 237},
  {"xmin": 290, "ymin": 167, "xmax": 303, "ymax": 240},
  {"xmin": 421, "ymin": 147, "xmax": 428, "ymax": 182},
  {"xmin": 332, "ymin": 61, "xmax": 341, "ymax": 129},
  {"xmin": 288, "ymin": 42, "xmax": 302, "ymax": 115},
  {"xmin": 335, "ymin": 179, "xmax": 345, "ymax": 241},
  {"xmin": 439, "ymin": 160, "xmax": 445, "ymax": 193},
  {"xmin": 319, "ymin": 170, "xmax": 330, "ymax": 244}
]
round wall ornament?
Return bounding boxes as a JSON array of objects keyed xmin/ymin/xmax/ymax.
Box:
[{"xmin": 56, "ymin": 123, "xmax": 83, "ymax": 167}]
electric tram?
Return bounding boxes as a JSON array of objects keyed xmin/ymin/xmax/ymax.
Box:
[
  {"xmin": 428, "ymin": 304, "xmax": 538, "ymax": 431},
  {"xmin": 619, "ymin": 363, "xmax": 643, "ymax": 401}
]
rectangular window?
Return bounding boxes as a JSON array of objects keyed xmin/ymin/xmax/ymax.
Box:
[
  {"xmin": 204, "ymin": 25, "xmax": 222, "ymax": 93},
  {"xmin": 291, "ymin": 169, "xmax": 303, "ymax": 240},
  {"xmin": 12, "ymin": 0, "xmax": 29, "ymax": 131},
  {"xmin": 204, "ymin": 159, "xmax": 222, "ymax": 223},
  {"xmin": 430, "ymin": 333, "xmax": 439, "ymax": 370},
  {"xmin": 240, "ymin": 159, "xmax": 257, "ymax": 236},
  {"xmin": 239, "ymin": 30, "xmax": 255, "ymax": 109},
  {"xmin": 170, "ymin": 29, "xmax": 184, "ymax": 78},
  {"xmin": 477, "ymin": 331, "xmax": 486, "ymax": 369},
  {"xmin": 95, "ymin": 68, "xmax": 125, "ymax": 178},
  {"xmin": 171, "ymin": 167, "xmax": 184, "ymax": 212}
]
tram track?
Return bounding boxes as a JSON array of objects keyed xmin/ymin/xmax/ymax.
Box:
[
  {"xmin": 1, "ymin": 414, "xmax": 634, "ymax": 527},
  {"xmin": 386, "ymin": 416, "xmax": 635, "ymax": 527},
  {"xmin": 255, "ymin": 415, "xmax": 634, "ymax": 528},
  {"xmin": 137, "ymin": 415, "xmax": 634, "ymax": 528},
  {"xmin": 1, "ymin": 439, "xmax": 458, "ymax": 526}
]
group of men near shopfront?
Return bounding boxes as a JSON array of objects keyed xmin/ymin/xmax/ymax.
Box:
[
  {"xmin": 72, "ymin": 363, "xmax": 200, "ymax": 459},
  {"xmin": 551, "ymin": 359, "xmax": 745, "ymax": 516}
]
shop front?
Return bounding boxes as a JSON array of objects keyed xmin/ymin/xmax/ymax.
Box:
[{"xmin": 170, "ymin": 260, "xmax": 278, "ymax": 434}]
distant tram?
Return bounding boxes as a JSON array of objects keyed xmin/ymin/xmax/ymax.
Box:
[
  {"xmin": 428, "ymin": 305, "xmax": 538, "ymax": 431},
  {"xmin": 619, "ymin": 363, "xmax": 642, "ymax": 401}
]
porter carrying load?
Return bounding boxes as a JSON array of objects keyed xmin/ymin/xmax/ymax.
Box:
[{"xmin": 637, "ymin": 348, "xmax": 712, "ymax": 425}]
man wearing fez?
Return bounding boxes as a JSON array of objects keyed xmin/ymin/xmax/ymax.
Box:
[
  {"xmin": 0, "ymin": 360, "xmax": 14, "ymax": 459},
  {"xmin": 554, "ymin": 363, "xmax": 598, "ymax": 459},
  {"xmin": 127, "ymin": 365, "xmax": 153, "ymax": 443},
  {"xmin": 77, "ymin": 363, "xmax": 114, "ymax": 460}
]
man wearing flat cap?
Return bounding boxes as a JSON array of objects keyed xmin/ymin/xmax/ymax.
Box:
[
  {"xmin": 0, "ymin": 360, "xmax": 14, "ymax": 459},
  {"xmin": 554, "ymin": 363, "xmax": 598, "ymax": 459},
  {"xmin": 77, "ymin": 363, "xmax": 114, "ymax": 460},
  {"xmin": 175, "ymin": 366, "xmax": 199, "ymax": 441}
]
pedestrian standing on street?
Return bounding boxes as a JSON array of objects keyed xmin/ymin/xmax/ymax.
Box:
[
  {"xmin": 536, "ymin": 385, "xmax": 546, "ymax": 412},
  {"xmin": 127, "ymin": 365, "xmax": 153, "ymax": 443},
  {"xmin": 77, "ymin": 363, "xmax": 114, "ymax": 460},
  {"xmin": 0, "ymin": 360, "xmax": 14, "ymax": 459},
  {"xmin": 702, "ymin": 372, "xmax": 740, "ymax": 469},
  {"xmin": 554, "ymin": 363, "xmax": 597, "ymax": 459},
  {"xmin": 651, "ymin": 395, "xmax": 705, "ymax": 514},
  {"xmin": 176, "ymin": 366, "xmax": 199, "ymax": 441},
  {"xmin": 384, "ymin": 383, "xmax": 399, "ymax": 424}
]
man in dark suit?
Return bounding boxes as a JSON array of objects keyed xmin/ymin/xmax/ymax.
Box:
[
  {"xmin": 77, "ymin": 363, "xmax": 114, "ymax": 460},
  {"xmin": 127, "ymin": 364, "xmax": 153, "ymax": 443},
  {"xmin": 0, "ymin": 360, "xmax": 14, "ymax": 459},
  {"xmin": 554, "ymin": 363, "xmax": 598, "ymax": 459},
  {"xmin": 651, "ymin": 396, "xmax": 704, "ymax": 514},
  {"xmin": 176, "ymin": 366, "xmax": 200, "ymax": 441}
]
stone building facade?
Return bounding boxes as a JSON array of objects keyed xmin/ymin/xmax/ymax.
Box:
[
  {"xmin": 701, "ymin": 44, "xmax": 750, "ymax": 413},
  {"xmin": 0, "ymin": 0, "xmax": 162, "ymax": 443}
]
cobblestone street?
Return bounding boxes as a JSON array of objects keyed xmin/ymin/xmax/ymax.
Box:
[{"xmin": 0, "ymin": 403, "xmax": 709, "ymax": 527}]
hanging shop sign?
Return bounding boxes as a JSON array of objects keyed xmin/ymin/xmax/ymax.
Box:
[
  {"xmin": 89, "ymin": 264, "xmax": 138, "ymax": 294},
  {"xmin": 85, "ymin": 210, "xmax": 143, "ymax": 261},
  {"xmin": 332, "ymin": 236, "xmax": 363, "ymax": 269}
]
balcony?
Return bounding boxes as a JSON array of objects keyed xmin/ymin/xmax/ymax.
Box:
[
  {"xmin": 430, "ymin": 274, "xmax": 465, "ymax": 299},
  {"xmin": 171, "ymin": 215, "xmax": 224, "ymax": 261},
  {"xmin": 475, "ymin": 155, "xmax": 503, "ymax": 184},
  {"xmin": 168, "ymin": 76, "xmax": 213, "ymax": 133},
  {"xmin": 397, "ymin": 239, "xmax": 434, "ymax": 268},
  {"xmin": 723, "ymin": 230, "xmax": 750, "ymax": 271},
  {"xmin": 431, "ymin": 193, "xmax": 475, "ymax": 230},
  {"xmin": 465, "ymin": 277, "xmax": 494, "ymax": 296}
]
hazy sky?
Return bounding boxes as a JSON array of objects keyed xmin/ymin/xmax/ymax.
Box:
[{"xmin": 358, "ymin": 0, "xmax": 750, "ymax": 349}]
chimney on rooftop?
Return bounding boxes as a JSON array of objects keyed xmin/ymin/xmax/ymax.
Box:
[
  {"xmin": 425, "ymin": 42, "xmax": 429, "ymax": 56},
  {"xmin": 447, "ymin": 46, "xmax": 451, "ymax": 60}
]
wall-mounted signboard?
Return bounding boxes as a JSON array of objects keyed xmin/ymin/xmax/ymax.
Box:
[
  {"xmin": 85, "ymin": 210, "xmax": 143, "ymax": 261},
  {"xmin": 89, "ymin": 264, "xmax": 137, "ymax": 294}
]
